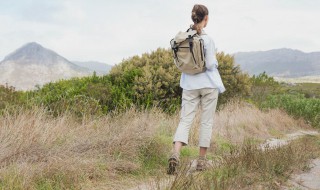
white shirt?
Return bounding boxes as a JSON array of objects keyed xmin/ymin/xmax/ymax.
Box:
[{"xmin": 180, "ymin": 31, "xmax": 226, "ymax": 93}]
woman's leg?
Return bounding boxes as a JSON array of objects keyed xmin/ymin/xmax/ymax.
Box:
[
  {"xmin": 198, "ymin": 88, "xmax": 219, "ymax": 152},
  {"xmin": 168, "ymin": 89, "xmax": 200, "ymax": 174},
  {"xmin": 195, "ymin": 88, "xmax": 219, "ymax": 171},
  {"xmin": 199, "ymin": 147, "xmax": 207, "ymax": 157},
  {"xmin": 172, "ymin": 89, "xmax": 201, "ymax": 150},
  {"xmin": 173, "ymin": 141, "xmax": 183, "ymax": 154}
]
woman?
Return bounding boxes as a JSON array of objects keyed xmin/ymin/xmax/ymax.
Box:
[{"xmin": 168, "ymin": 4, "xmax": 226, "ymax": 174}]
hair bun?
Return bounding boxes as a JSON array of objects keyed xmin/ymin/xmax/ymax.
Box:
[
  {"xmin": 191, "ymin": 11, "xmax": 199, "ymax": 23},
  {"xmin": 191, "ymin": 4, "xmax": 208, "ymax": 25}
]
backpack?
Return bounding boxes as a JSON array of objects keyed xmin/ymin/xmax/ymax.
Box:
[{"xmin": 170, "ymin": 28, "xmax": 206, "ymax": 75}]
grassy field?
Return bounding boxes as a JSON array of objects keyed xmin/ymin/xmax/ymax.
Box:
[
  {"xmin": 0, "ymin": 101, "xmax": 317, "ymax": 189},
  {"xmin": 1, "ymin": 44, "xmax": 319, "ymax": 189},
  {"xmin": 274, "ymin": 76, "xmax": 320, "ymax": 84},
  {"xmin": 155, "ymin": 135, "xmax": 320, "ymax": 190},
  {"xmin": 281, "ymin": 82, "xmax": 320, "ymax": 98}
]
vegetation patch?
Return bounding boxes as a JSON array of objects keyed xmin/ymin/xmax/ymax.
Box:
[
  {"xmin": 262, "ymin": 93, "xmax": 320, "ymax": 128},
  {"xmin": 161, "ymin": 135, "xmax": 320, "ymax": 190}
]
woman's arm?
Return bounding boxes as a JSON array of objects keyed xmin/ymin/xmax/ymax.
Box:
[{"xmin": 204, "ymin": 37, "xmax": 218, "ymax": 70}]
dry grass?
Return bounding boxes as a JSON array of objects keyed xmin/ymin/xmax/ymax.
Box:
[
  {"xmin": 0, "ymin": 107, "xmax": 176, "ymax": 189},
  {"xmin": 0, "ymin": 100, "xmax": 315, "ymax": 189},
  {"xmin": 188, "ymin": 100, "xmax": 310, "ymax": 147},
  {"xmin": 156, "ymin": 134, "xmax": 320, "ymax": 190}
]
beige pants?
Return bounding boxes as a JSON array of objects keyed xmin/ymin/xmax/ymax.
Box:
[{"xmin": 173, "ymin": 88, "xmax": 219, "ymax": 147}]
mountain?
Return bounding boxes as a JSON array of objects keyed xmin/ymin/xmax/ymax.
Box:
[
  {"xmin": 234, "ymin": 48, "xmax": 320, "ymax": 77},
  {"xmin": 0, "ymin": 42, "xmax": 92, "ymax": 91},
  {"xmin": 72, "ymin": 61, "xmax": 113, "ymax": 75}
]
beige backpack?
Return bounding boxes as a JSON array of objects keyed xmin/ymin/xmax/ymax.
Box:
[{"xmin": 170, "ymin": 28, "xmax": 206, "ymax": 75}]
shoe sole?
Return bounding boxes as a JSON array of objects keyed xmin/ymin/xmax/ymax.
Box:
[
  {"xmin": 167, "ymin": 158, "xmax": 178, "ymax": 175},
  {"xmin": 196, "ymin": 168, "xmax": 206, "ymax": 171}
]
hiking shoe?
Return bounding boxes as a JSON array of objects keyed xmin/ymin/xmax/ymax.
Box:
[
  {"xmin": 167, "ymin": 153, "xmax": 180, "ymax": 175},
  {"xmin": 196, "ymin": 157, "xmax": 212, "ymax": 171}
]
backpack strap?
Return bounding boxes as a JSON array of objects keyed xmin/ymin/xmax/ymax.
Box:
[
  {"xmin": 187, "ymin": 26, "xmax": 197, "ymax": 34},
  {"xmin": 187, "ymin": 35, "xmax": 197, "ymax": 65},
  {"xmin": 187, "ymin": 26, "xmax": 207, "ymax": 36},
  {"xmin": 170, "ymin": 39, "xmax": 179, "ymax": 61}
]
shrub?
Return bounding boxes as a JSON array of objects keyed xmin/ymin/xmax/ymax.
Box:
[
  {"xmin": 24, "ymin": 75, "xmax": 112, "ymax": 116},
  {"xmin": 216, "ymin": 52, "xmax": 251, "ymax": 106},
  {"xmin": 109, "ymin": 48, "xmax": 181, "ymax": 113},
  {"xmin": 1, "ymin": 48, "xmax": 252, "ymax": 115},
  {"xmin": 0, "ymin": 84, "xmax": 24, "ymax": 113},
  {"xmin": 109, "ymin": 49, "xmax": 251, "ymax": 113},
  {"xmin": 249, "ymin": 72, "xmax": 281, "ymax": 106},
  {"xmin": 262, "ymin": 93, "xmax": 320, "ymax": 128}
]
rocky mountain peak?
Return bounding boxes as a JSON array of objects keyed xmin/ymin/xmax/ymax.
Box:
[
  {"xmin": 0, "ymin": 42, "xmax": 91, "ymax": 90},
  {"xmin": 2, "ymin": 42, "xmax": 68, "ymax": 66}
]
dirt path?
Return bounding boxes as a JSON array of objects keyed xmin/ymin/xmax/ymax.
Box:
[
  {"xmin": 262, "ymin": 131, "xmax": 320, "ymax": 189},
  {"xmin": 259, "ymin": 130, "xmax": 319, "ymax": 150},
  {"xmin": 282, "ymin": 159, "xmax": 320, "ymax": 190},
  {"xmin": 264, "ymin": 131, "xmax": 320, "ymax": 189},
  {"xmin": 130, "ymin": 130, "xmax": 319, "ymax": 190}
]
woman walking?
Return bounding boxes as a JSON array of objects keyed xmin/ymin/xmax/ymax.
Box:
[{"xmin": 168, "ymin": 4, "xmax": 226, "ymax": 174}]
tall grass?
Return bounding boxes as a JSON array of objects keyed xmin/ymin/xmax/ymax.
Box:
[
  {"xmin": 0, "ymin": 101, "xmax": 314, "ymax": 189},
  {"xmin": 262, "ymin": 94, "xmax": 320, "ymax": 128},
  {"xmin": 190, "ymin": 100, "xmax": 309, "ymax": 147},
  {"xmin": 0, "ymin": 107, "xmax": 176, "ymax": 189},
  {"xmin": 158, "ymin": 135, "xmax": 320, "ymax": 190}
]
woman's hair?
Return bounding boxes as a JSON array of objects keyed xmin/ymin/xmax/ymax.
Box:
[{"xmin": 191, "ymin": 4, "xmax": 209, "ymax": 34}]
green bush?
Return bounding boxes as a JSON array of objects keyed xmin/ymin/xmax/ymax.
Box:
[
  {"xmin": 216, "ymin": 52, "xmax": 251, "ymax": 106},
  {"xmin": 0, "ymin": 84, "xmax": 24, "ymax": 113},
  {"xmin": 24, "ymin": 74, "xmax": 112, "ymax": 116},
  {"xmin": 1, "ymin": 48, "xmax": 251, "ymax": 116},
  {"xmin": 109, "ymin": 48, "xmax": 251, "ymax": 113},
  {"xmin": 109, "ymin": 48, "xmax": 181, "ymax": 113},
  {"xmin": 249, "ymin": 72, "xmax": 281, "ymax": 106},
  {"xmin": 262, "ymin": 93, "xmax": 320, "ymax": 128},
  {"xmin": 281, "ymin": 83, "xmax": 320, "ymax": 99}
]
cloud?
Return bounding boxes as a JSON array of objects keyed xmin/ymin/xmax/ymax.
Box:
[
  {"xmin": 0, "ymin": 1, "xmax": 65, "ymax": 23},
  {"xmin": 0, "ymin": 0, "xmax": 319, "ymax": 64}
]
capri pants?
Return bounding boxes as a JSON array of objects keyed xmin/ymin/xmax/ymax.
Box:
[{"xmin": 173, "ymin": 88, "xmax": 219, "ymax": 147}]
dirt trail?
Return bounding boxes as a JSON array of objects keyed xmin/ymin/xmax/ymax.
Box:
[
  {"xmin": 265, "ymin": 131, "xmax": 320, "ymax": 189},
  {"xmin": 130, "ymin": 130, "xmax": 319, "ymax": 190},
  {"xmin": 259, "ymin": 130, "xmax": 319, "ymax": 150},
  {"xmin": 282, "ymin": 159, "xmax": 320, "ymax": 190}
]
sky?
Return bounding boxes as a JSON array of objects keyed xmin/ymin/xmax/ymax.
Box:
[{"xmin": 0, "ymin": 0, "xmax": 319, "ymax": 65}]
